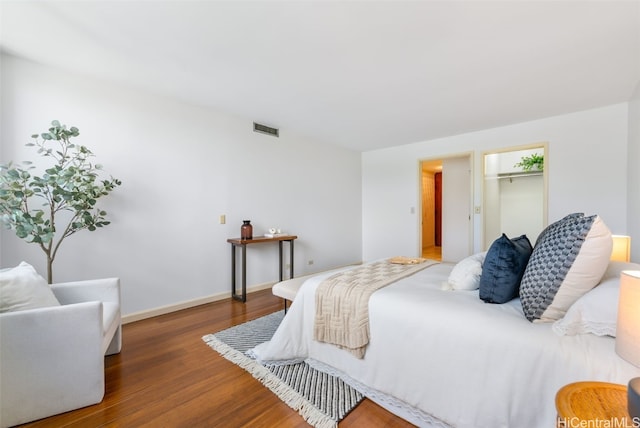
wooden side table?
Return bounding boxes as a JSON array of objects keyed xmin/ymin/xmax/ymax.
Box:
[
  {"xmin": 556, "ymin": 381, "xmax": 631, "ymax": 428},
  {"xmin": 227, "ymin": 235, "xmax": 297, "ymax": 302}
]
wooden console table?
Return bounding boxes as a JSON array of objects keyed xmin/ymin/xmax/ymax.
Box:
[{"xmin": 227, "ymin": 235, "xmax": 297, "ymax": 302}]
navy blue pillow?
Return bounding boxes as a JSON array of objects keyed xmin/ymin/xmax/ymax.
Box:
[{"xmin": 479, "ymin": 234, "xmax": 533, "ymax": 304}]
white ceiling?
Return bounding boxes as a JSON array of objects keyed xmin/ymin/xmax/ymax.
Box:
[{"xmin": 1, "ymin": 1, "xmax": 639, "ymax": 152}]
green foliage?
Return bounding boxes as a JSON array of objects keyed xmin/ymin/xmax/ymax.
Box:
[
  {"xmin": 514, "ymin": 153, "xmax": 544, "ymax": 171},
  {"xmin": 0, "ymin": 120, "xmax": 121, "ymax": 282}
]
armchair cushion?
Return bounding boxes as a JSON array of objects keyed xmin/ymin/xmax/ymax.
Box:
[{"xmin": 0, "ymin": 262, "xmax": 60, "ymax": 312}]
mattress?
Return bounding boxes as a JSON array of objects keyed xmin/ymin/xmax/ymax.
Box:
[{"xmin": 253, "ymin": 262, "xmax": 640, "ymax": 427}]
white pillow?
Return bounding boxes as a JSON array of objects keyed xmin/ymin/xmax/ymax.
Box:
[
  {"xmin": 0, "ymin": 262, "xmax": 60, "ymax": 312},
  {"xmin": 552, "ymin": 261, "xmax": 640, "ymax": 337},
  {"xmin": 443, "ymin": 252, "xmax": 487, "ymax": 290}
]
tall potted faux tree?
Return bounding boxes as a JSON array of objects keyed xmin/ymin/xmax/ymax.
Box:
[{"xmin": 0, "ymin": 120, "xmax": 121, "ymax": 283}]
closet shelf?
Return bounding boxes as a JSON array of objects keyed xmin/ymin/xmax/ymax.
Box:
[{"xmin": 490, "ymin": 171, "xmax": 543, "ymax": 180}]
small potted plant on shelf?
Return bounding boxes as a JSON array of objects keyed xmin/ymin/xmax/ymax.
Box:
[{"xmin": 514, "ymin": 153, "xmax": 544, "ymax": 172}]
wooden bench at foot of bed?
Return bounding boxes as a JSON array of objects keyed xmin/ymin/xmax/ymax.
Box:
[{"xmin": 272, "ymin": 265, "xmax": 359, "ymax": 312}]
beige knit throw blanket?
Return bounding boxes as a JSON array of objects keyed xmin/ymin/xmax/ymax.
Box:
[{"xmin": 314, "ymin": 258, "xmax": 437, "ymax": 358}]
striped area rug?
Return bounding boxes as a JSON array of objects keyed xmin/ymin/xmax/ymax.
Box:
[{"xmin": 202, "ymin": 311, "xmax": 363, "ymax": 428}]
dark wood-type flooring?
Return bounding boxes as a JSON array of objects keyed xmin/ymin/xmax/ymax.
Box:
[{"xmin": 19, "ymin": 289, "xmax": 414, "ymax": 427}]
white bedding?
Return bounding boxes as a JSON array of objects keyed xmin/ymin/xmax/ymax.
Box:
[{"xmin": 252, "ymin": 262, "xmax": 640, "ymax": 427}]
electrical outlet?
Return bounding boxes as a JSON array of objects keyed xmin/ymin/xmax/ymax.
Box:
[{"xmin": 219, "ymin": 214, "xmax": 226, "ymax": 224}]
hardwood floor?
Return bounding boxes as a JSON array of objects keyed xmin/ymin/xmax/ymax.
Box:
[
  {"xmin": 19, "ymin": 289, "xmax": 414, "ymax": 427},
  {"xmin": 422, "ymin": 246, "xmax": 442, "ymax": 261}
]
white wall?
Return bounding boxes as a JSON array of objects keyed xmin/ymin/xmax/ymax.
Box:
[
  {"xmin": 628, "ymin": 81, "xmax": 640, "ymax": 262},
  {"xmin": 0, "ymin": 54, "xmax": 363, "ymax": 316},
  {"xmin": 498, "ymin": 176, "xmax": 544, "ymax": 243},
  {"xmin": 2, "ymin": 53, "xmax": 637, "ymax": 319},
  {"xmin": 363, "ymin": 103, "xmax": 631, "ymax": 262}
]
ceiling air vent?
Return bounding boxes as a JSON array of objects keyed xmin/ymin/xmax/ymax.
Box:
[{"xmin": 253, "ymin": 122, "xmax": 279, "ymax": 137}]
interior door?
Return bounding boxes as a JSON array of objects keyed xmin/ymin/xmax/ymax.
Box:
[{"xmin": 441, "ymin": 156, "xmax": 471, "ymax": 262}]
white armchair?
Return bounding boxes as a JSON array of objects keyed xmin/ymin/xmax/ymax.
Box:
[{"xmin": 0, "ymin": 277, "xmax": 121, "ymax": 428}]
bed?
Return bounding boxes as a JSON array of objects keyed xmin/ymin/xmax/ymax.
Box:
[{"xmin": 252, "ymin": 214, "xmax": 640, "ymax": 427}]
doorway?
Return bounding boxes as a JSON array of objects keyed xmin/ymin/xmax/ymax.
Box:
[
  {"xmin": 420, "ymin": 154, "xmax": 472, "ymax": 262},
  {"xmin": 421, "ymin": 161, "xmax": 442, "ymax": 260},
  {"xmin": 483, "ymin": 144, "xmax": 547, "ymax": 249}
]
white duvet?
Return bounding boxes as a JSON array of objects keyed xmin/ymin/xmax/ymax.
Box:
[{"xmin": 252, "ymin": 263, "xmax": 640, "ymax": 427}]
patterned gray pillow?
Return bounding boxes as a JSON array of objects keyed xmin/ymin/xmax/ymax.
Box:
[
  {"xmin": 533, "ymin": 212, "xmax": 584, "ymax": 247},
  {"xmin": 520, "ymin": 214, "xmax": 612, "ymax": 322}
]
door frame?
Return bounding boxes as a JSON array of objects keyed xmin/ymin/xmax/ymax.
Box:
[
  {"xmin": 481, "ymin": 142, "xmax": 548, "ymax": 250},
  {"xmin": 418, "ymin": 152, "xmax": 474, "ymax": 261}
]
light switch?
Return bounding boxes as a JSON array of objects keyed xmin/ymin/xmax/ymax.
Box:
[{"xmin": 219, "ymin": 215, "xmax": 226, "ymax": 224}]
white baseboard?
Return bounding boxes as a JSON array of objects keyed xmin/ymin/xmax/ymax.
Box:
[
  {"xmin": 121, "ymin": 262, "xmax": 362, "ymax": 324},
  {"xmin": 121, "ymin": 281, "xmax": 276, "ymax": 324}
]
